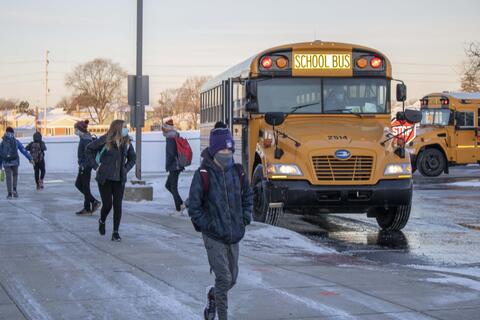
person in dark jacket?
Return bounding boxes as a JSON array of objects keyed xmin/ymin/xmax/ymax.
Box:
[
  {"xmin": 188, "ymin": 127, "xmax": 253, "ymax": 320},
  {"xmin": 74, "ymin": 120, "xmax": 100, "ymax": 216},
  {"xmin": 86, "ymin": 120, "xmax": 136, "ymax": 242},
  {"xmin": 162, "ymin": 119, "xmax": 184, "ymax": 212},
  {"xmin": 0, "ymin": 127, "xmax": 34, "ymax": 199},
  {"xmin": 26, "ymin": 131, "xmax": 47, "ymax": 190}
]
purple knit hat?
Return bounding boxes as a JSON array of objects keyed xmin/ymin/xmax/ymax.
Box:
[{"xmin": 209, "ymin": 127, "xmax": 235, "ymax": 156}]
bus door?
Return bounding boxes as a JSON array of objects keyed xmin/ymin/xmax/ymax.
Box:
[
  {"xmin": 224, "ymin": 78, "xmax": 249, "ymax": 169},
  {"xmin": 454, "ymin": 109, "xmax": 477, "ymax": 163}
]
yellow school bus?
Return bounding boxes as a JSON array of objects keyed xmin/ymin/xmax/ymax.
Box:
[
  {"xmin": 408, "ymin": 92, "xmax": 480, "ymax": 177},
  {"xmin": 200, "ymin": 41, "xmax": 421, "ymax": 231}
]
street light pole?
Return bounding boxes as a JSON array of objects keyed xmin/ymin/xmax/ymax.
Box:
[
  {"xmin": 135, "ymin": 0, "xmax": 143, "ymax": 181},
  {"xmin": 44, "ymin": 50, "xmax": 49, "ymax": 135}
]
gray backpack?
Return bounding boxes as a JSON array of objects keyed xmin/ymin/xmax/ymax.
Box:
[{"xmin": 0, "ymin": 137, "xmax": 18, "ymax": 161}]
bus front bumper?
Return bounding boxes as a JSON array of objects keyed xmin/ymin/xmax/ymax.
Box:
[{"xmin": 264, "ymin": 179, "xmax": 412, "ymax": 214}]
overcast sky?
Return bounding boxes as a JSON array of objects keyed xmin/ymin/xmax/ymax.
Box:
[{"xmin": 0, "ymin": 0, "xmax": 479, "ymax": 107}]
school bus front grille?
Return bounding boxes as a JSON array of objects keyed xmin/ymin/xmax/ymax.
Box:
[{"xmin": 312, "ymin": 156, "xmax": 373, "ymax": 181}]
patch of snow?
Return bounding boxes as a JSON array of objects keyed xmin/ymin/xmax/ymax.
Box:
[
  {"xmin": 244, "ymin": 224, "xmax": 334, "ymax": 255},
  {"xmin": 408, "ymin": 264, "xmax": 480, "ymax": 279},
  {"xmin": 447, "ymin": 180, "xmax": 480, "ymax": 187},
  {"xmin": 426, "ymin": 274, "xmax": 480, "ymax": 292}
]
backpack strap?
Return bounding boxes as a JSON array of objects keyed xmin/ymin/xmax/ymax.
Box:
[
  {"xmin": 234, "ymin": 163, "xmax": 245, "ymax": 191},
  {"xmin": 199, "ymin": 166, "xmax": 209, "ymax": 197}
]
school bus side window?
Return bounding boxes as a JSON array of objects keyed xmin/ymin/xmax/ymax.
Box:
[{"xmin": 456, "ymin": 111, "xmax": 475, "ymax": 128}]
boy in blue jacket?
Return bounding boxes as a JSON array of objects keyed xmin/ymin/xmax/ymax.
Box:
[
  {"xmin": 188, "ymin": 127, "xmax": 253, "ymax": 320},
  {"xmin": 0, "ymin": 127, "xmax": 33, "ymax": 199}
]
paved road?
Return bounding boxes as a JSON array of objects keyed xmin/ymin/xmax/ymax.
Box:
[{"xmin": 0, "ymin": 171, "xmax": 479, "ymax": 319}]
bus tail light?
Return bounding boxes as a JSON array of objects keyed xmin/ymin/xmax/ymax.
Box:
[
  {"xmin": 260, "ymin": 56, "xmax": 273, "ymax": 69},
  {"xmin": 440, "ymin": 98, "xmax": 449, "ymax": 106},
  {"xmin": 276, "ymin": 56, "xmax": 288, "ymax": 69},
  {"xmin": 356, "ymin": 58, "xmax": 368, "ymax": 69},
  {"xmin": 370, "ymin": 57, "xmax": 383, "ymax": 69},
  {"xmin": 421, "ymin": 98, "xmax": 428, "ymax": 106}
]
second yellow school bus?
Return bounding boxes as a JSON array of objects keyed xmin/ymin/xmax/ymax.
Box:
[{"xmin": 200, "ymin": 41, "xmax": 420, "ymax": 231}]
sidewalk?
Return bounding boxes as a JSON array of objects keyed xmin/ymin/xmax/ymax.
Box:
[{"xmin": 0, "ymin": 172, "xmax": 479, "ymax": 320}]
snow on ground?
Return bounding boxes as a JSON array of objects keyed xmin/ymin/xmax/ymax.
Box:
[
  {"xmin": 408, "ymin": 264, "xmax": 480, "ymax": 279},
  {"xmin": 426, "ymin": 275, "xmax": 480, "ymax": 292},
  {"xmin": 446, "ymin": 180, "xmax": 480, "ymax": 187},
  {"xmin": 244, "ymin": 224, "xmax": 334, "ymax": 255}
]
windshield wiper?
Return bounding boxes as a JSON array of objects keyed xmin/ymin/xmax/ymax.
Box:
[
  {"xmin": 324, "ymin": 109, "xmax": 363, "ymax": 118},
  {"xmin": 289, "ymin": 102, "xmax": 320, "ymax": 114}
]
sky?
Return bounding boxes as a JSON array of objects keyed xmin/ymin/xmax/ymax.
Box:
[{"xmin": 0, "ymin": 0, "xmax": 479, "ymax": 108}]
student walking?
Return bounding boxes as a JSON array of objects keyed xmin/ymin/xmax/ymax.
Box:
[
  {"xmin": 188, "ymin": 127, "xmax": 253, "ymax": 320},
  {"xmin": 26, "ymin": 131, "xmax": 47, "ymax": 190},
  {"xmin": 0, "ymin": 127, "xmax": 34, "ymax": 199},
  {"xmin": 86, "ymin": 120, "xmax": 135, "ymax": 242},
  {"xmin": 162, "ymin": 119, "xmax": 185, "ymax": 212},
  {"xmin": 74, "ymin": 120, "xmax": 101, "ymax": 216}
]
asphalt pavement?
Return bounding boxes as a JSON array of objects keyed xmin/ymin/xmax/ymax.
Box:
[{"xmin": 0, "ymin": 170, "xmax": 479, "ymax": 319}]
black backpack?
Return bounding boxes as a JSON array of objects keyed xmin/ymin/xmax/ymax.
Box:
[
  {"xmin": 0, "ymin": 137, "xmax": 19, "ymax": 161},
  {"xmin": 30, "ymin": 142, "xmax": 44, "ymax": 163}
]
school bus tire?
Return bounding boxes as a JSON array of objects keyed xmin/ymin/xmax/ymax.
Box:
[
  {"xmin": 374, "ymin": 204, "xmax": 411, "ymax": 231},
  {"xmin": 417, "ymin": 148, "xmax": 446, "ymax": 177},
  {"xmin": 252, "ymin": 165, "xmax": 269, "ymax": 223}
]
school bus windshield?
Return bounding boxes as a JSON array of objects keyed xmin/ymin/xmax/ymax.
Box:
[
  {"xmin": 256, "ymin": 78, "xmax": 388, "ymax": 114},
  {"xmin": 421, "ymin": 108, "xmax": 451, "ymax": 126}
]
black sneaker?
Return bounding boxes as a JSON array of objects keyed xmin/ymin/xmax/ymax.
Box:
[
  {"xmin": 6, "ymin": 193, "xmax": 12, "ymax": 199},
  {"xmin": 98, "ymin": 219, "xmax": 106, "ymax": 236},
  {"xmin": 204, "ymin": 286, "xmax": 216, "ymax": 320},
  {"xmin": 76, "ymin": 209, "xmax": 92, "ymax": 216},
  {"xmin": 91, "ymin": 200, "xmax": 101, "ymax": 213},
  {"xmin": 12, "ymin": 190, "xmax": 18, "ymax": 198},
  {"xmin": 111, "ymin": 232, "xmax": 121, "ymax": 242}
]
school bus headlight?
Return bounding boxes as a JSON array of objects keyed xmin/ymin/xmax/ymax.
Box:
[
  {"xmin": 267, "ymin": 164, "xmax": 303, "ymax": 176},
  {"xmin": 384, "ymin": 163, "xmax": 412, "ymax": 176}
]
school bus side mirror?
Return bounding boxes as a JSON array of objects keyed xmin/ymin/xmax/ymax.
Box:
[
  {"xmin": 396, "ymin": 109, "xmax": 422, "ymax": 124},
  {"xmin": 264, "ymin": 112, "xmax": 285, "ymax": 127},
  {"xmin": 396, "ymin": 83, "xmax": 407, "ymax": 102},
  {"xmin": 245, "ymin": 80, "xmax": 258, "ymax": 112}
]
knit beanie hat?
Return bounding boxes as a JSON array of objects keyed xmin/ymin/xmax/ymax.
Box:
[
  {"xmin": 75, "ymin": 120, "xmax": 89, "ymax": 133},
  {"xmin": 209, "ymin": 127, "xmax": 235, "ymax": 156},
  {"xmin": 162, "ymin": 119, "xmax": 175, "ymax": 131},
  {"xmin": 6, "ymin": 127, "xmax": 14, "ymax": 133}
]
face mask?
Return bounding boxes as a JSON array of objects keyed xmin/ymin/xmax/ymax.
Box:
[
  {"xmin": 122, "ymin": 128, "xmax": 129, "ymax": 137},
  {"xmin": 214, "ymin": 152, "xmax": 233, "ymax": 169}
]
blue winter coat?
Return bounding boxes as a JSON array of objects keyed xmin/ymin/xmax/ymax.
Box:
[
  {"xmin": 0, "ymin": 133, "xmax": 32, "ymax": 168},
  {"xmin": 188, "ymin": 148, "xmax": 253, "ymax": 244}
]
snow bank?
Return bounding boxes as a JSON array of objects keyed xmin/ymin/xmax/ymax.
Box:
[
  {"xmin": 16, "ymin": 131, "xmax": 200, "ymax": 173},
  {"xmin": 447, "ymin": 180, "xmax": 480, "ymax": 188}
]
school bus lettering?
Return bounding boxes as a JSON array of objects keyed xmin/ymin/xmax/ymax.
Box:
[
  {"xmin": 293, "ymin": 53, "xmax": 351, "ymax": 70},
  {"xmin": 328, "ymin": 135, "xmax": 349, "ymax": 140}
]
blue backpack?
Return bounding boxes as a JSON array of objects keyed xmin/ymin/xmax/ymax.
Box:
[{"xmin": 0, "ymin": 137, "xmax": 19, "ymax": 161}]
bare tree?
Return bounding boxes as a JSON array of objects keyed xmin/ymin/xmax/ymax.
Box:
[
  {"xmin": 155, "ymin": 76, "xmax": 210, "ymax": 129},
  {"xmin": 460, "ymin": 42, "xmax": 480, "ymax": 92},
  {"xmin": 65, "ymin": 58, "xmax": 127, "ymax": 124}
]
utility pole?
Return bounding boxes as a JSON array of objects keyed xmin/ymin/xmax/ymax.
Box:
[
  {"xmin": 44, "ymin": 50, "xmax": 49, "ymax": 136},
  {"xmin": 135, "ymin": 0, "xmax": 143, "ymax": 181}
]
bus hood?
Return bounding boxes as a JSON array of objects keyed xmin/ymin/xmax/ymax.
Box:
[{"xmin": 276, "ymin": 119, "xmax": 387, "ymax": 148}]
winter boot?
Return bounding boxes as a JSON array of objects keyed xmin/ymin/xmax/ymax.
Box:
[
  {"xmin": 40, "ymin": 179, "xmax": 44, "ymax": 189},
  {"xmin": 6, "ymin": 193, "xmax": 12, "ymax": 199},
  {"xmin": 12, "ymin": 189, "xmax": 18, "ymax": 198},
  {"xmin": 204, "ymin": 286, "xmax": 216, "ymax": 320},
  {"xmin": 111, "ymin": 232, "xmax": 121, "ymax": 242},
  {"xmin": 36, "ymin": 182, "xmax": 41, "ymax": 190},
  {"xmin": 91, "ymin": 200, "xmax": 101, "ymax": 213},
  {"xmin": 76, "ymin": 209, "xmax": 92, "ymax": 216},
  {"xmin": 98, "ymin": 219, "xmax": 106, "ymax": 236}
]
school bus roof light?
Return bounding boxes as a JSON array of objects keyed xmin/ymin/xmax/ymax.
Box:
[
  {"xmin": 440, "ymin": 98, "xmax": 449, "ymax": 106},
  {"xmin": 356, "ymin": 57, "xmax": 368, "ymax": 69},
  {"xmin": 276, "ymin": 56, "xmax": 288, "ymax": 69},
  {"xmin": 370, "ymin": 56, "xmax": 383, "ymax": 69},
  {"xmin": 420, "ymin": 98, "xmax": 428, "ymax": 107},
  {"xmin": 260, "ymin": 56, "xmax": 273, "ymax": 69}
]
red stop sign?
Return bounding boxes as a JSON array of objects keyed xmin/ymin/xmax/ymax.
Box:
[{"xmin": 391, "ymin": 119, "xmax": 416, "ymax": 144}]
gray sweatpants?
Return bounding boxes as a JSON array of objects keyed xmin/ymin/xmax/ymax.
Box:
[
  {"xmin": 4, "ymin": 166, "xmax": 18, "ymax": 194},
  {"xmin": 202, "ymin": 234, "xmax": 239, "ymax": 320}
]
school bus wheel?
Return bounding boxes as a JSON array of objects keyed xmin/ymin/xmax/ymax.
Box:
[
  {"xmin": 252, "ymin": 165, "xmax": 269, "ymax": 223},
  {"xmin": 417, "ymin": 148, "xmax": 446, "ymax": 177},
  {"xmin": 372, "ymin": 205, "xmax": 411, "ymax": 231}
]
